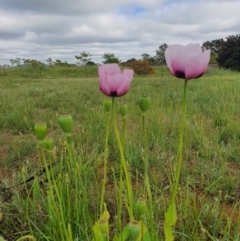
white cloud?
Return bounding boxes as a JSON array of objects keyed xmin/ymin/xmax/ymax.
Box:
[{"xmin": 0, "ymin": 0, "xmax": 240, "ymax": 65}]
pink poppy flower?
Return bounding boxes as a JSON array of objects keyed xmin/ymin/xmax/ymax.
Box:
[
  {"xmin": 165, "ymin": 44, "xmax": 211, "ymax": 80},
  {"xmin": 99, "ymin": 64, "xmax": 134, "ymax": 97}
]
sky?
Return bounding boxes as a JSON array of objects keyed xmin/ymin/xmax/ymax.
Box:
[{"xmin": 0, "ymin": 0, "xmax": 240, "ymax": 65}]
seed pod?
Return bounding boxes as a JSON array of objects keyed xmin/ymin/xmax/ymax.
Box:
[
  {"xmin": 103, "ymin": 100, "xmax": 112, "ymax": 112},
  {"xmin": 138, "ymin": 95, "xmax": 151, "ymax": 113},
  {"xmin": 128, "ymin": 220, "xmax": 141, "ymax": 241},
  {"xmin": 34, "ymin": 123, "xmax": 47, "ymax": 141},
  {"xmin": 119, "ymin": 104, "xmax": 127, "ymax": 118},
  {"xmin": 58, "ymin": 115, "xmax": 73, "ymax": 133},
  {"xmin": 136, "ymin": 198, "xmax": 147, "ymax": 216},
  {"xmin": 44, "ymin": 139, "xmax": 53, "ymax": 151}
]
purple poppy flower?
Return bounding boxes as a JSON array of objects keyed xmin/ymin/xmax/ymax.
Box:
[
  {"xmin": 165, "ymin": 44, "xmax": 211, "ymax": 80},
  {"xmin": 99, "ymin": 64, "xmax": 134, "ymax": 97}
]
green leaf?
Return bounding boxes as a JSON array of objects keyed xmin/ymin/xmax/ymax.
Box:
[
  {"xmin": 164, "ymin": 201, "xmax": 177, "ymax": 241},
  {"xmin": 113, "ymin": 226, "xmax": 129, "ymax": 241},
  {"xmin": 92, "ymin": 222, "xmax": 105, "ymax": 241},
  {"xmin": 165, "ymin": 201, "xmax": 177, "ymax": 226},
  {"xmin": 143, "ymin": 232, "xmax": 152, "ymax": 241}
]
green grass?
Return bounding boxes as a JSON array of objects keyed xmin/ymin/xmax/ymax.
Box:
[
  {"xmin": 0, "ymin": 67, "xmax": 240, "ymax": 240},
  {"xmin": 0, "ymin": 65, "xmax": 99, "ymax": 78}
]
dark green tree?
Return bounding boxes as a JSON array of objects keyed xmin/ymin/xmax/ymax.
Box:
[
  {"xmin": 148, "ymin": 56, "xmax": 159, "ymax": 66},
  {"xmin": 202, "ymin": 39, "xmax": 224, "ymax": 55},
  {"xmin": 102, "ymin": 53, "xmax": 121, "ymax": 64},
  {"xmin": 217, "ymin": 34, "xmax": 240, "ymax": 71},
  {"xmin": 86, "ymin": 61, "xmax": 96, "ymax": 66},
  {"xmin": 141, "ymin": 53, "xmax": 150, "ymax": 60}
]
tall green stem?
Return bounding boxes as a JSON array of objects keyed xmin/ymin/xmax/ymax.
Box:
[
  {"xmin": 112, "ymin": 97, "xmax": 134, "ymax": 220},
  {"xmin": 100, "ymin": 111, "xmax": 111, "ymax": 214},
  {"xmin": 164, "ymin": 79, "xmax": 188, "ymax": 241},
  {"xmin": 172, "ymin": 79, "xmax": 187, "ymax": 202},
  {"xmin": 121, "ymin": 117, "xmax": 127, "ymax": 150},
  {"xmin": 142, "ymin": 114, "xmax": 153, "ymax": 230}
]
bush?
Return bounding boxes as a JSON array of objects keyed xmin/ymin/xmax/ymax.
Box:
[
  {"xmin": 126, "ymin": 59, "xmax": 154, "ymax": 75},
  {"xmin": 217, "ymin": 34, "xmax": 240, "ymax": 71}
]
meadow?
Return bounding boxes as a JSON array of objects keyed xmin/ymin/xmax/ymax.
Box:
[{"xmin": 0, "ymin": 66, "xmax": 240, "ymax": 240}]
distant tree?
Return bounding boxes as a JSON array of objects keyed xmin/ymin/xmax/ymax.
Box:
[
  {"xmin": 202, "ymin": 39, "xmax": 224, "ymax": 56},
  {"xmin": 125, "ymin": 58, "xmax": 137, "ymax": 65},
  {"xmin": 86, "ymin": 61, "xmax": 96, "ymax": 66},
  {"xmin": 31, "ymin": 59, "xmax": 45, "ymax": 76},
  {"xmin": 0, "ymin": 64, "xmax": 8, "ymax": 75},
  {"xmin": 217, "ymin": 34, "xmax": 240, "ymax": 71},
  {"xmin": 23, "ymin": 59, "xmax": 31, "ymax": 66},
  {"xmin": 148, "ymin": 56, "xmax": 159, "ymax": 66},
  {"xmin": 46, "ymin": 58, "xmax": 54, "ymax": 67},
  {"xmin": 54, "ymin": 59, "xmax": 70, "ymax": 67},
  {"xmin": 22, "ymin": 59, "xmax": 45, "ymax": 76},
  {"xmin": 141, "ymin": 54, "xmax": 159, "ymax": 65},
  {"xmin": 75, "ymin": 52, "xmax": 92, "ymax": 76},
  {"xmin": 102, "ymin": 53, "xmax": 121, "ymax": 64},
  {"xmin": 156, "ymin": 43, "xmax": 168, "ymax": 65},
  {"xmin": 54, "ymin": 59, "xmax": 63, "ymax": 66},
  {"xmin": 141, "ymin": 53, "xmax": 150, "ymax": 60},
  {"xmin": 10, "ymin": 58, "xmax": 21, "ymax": 66},
  {"xmin": 75, "ymin": 52, "xmax": 91, "ymax": 66}
]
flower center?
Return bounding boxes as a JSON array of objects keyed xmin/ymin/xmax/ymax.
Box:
[
  {"xmin": 110, "ymin": 91, "xmax": 118, "ymax": 97},
  {"xmin": 175, "ymin": 70, "xmax": 185, "ymax": 79}
]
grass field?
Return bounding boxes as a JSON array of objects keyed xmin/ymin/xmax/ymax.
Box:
[{"xmin": 0, "ymin": 66, "xmax": 240, "ymax": 240}]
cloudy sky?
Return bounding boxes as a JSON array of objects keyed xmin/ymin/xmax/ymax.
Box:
[{"xmin": 0, "ymin": 0, "xmax": 240, "ymax": 65}]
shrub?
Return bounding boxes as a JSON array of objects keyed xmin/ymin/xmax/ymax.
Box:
[
  {"xmin": 217, "ymin": 34, "xmax": 240, "ymax": 71},
  {"xmin": 126, "ymin": 59, "xmax": 154, "ymax": 75}
]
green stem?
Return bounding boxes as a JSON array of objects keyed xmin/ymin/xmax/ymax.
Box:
[
  {"xmin": 100, "ymin": 111, "xmax": 111, "ymax": 214},
  {"xmin": 112, "ymin": 97, "xmax": 134, "ymax": 220},
  {"xmin": 164, "ymin": 80, "xmax": 188, "ymax": 241},
  {"xmin": 118, "ymin": 115, "xmax": 127, "ymax": 237},
  {"xmin": 142, "ymin": 114, "xmax": 153, "ymax": 230},
  {"xmin": 121, "ymin": 117, "xmax": 127, "ymax": 150},
  {"xmin": 118, "ymin": 161, "xmax": 123, "ymax": 236},
  {"xmin": 16, "ymin": 235, "xmax": 36, "ymax": 241},
  {"xmin": 171, "ymin": 79, "xmax": 187, "ymax": 202},
  {"xmin": 39, "ymin": 142, "xmax": 68, "ymax": 240},
  {"xmin": 22, "ymin": 168, "xmax": 32, "ymax": 236},
  {"xmin": 140, "ymin": 219, "xmax": 144, "ymax": 241}
]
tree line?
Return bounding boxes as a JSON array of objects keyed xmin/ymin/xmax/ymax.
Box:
[{"xmin": 1, "ymin": 33, "xmax": 240, "ymax": 73}]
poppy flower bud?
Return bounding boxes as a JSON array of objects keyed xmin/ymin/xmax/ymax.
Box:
[
  {"xmin": 34, "ymin": 123, "xmax": 47, "ymax": 141},
  {"xmin": 119, "ymin": 104, "xmax": 127, "ymax": 118},
  {"xmin": 135, "ymin": 198, "xmax": 147, "ymax": 216},
  {"xmin": 58, "ymin": 115, "xmax": 73, "ymax": 133},
  {"xmin": 44, "ymin": 139, "xmax": 53, "ymax": 151},
  {"xmin": 138, "ymin": 95, "xmax": 151, "ymax": 113},
  {"xmin": 128, "ymin": 220, "xmax": 141, "ymax": 241},
  {"xmin": 103, "ymin": 100, "xmax": 112, "ymax": 112}
]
